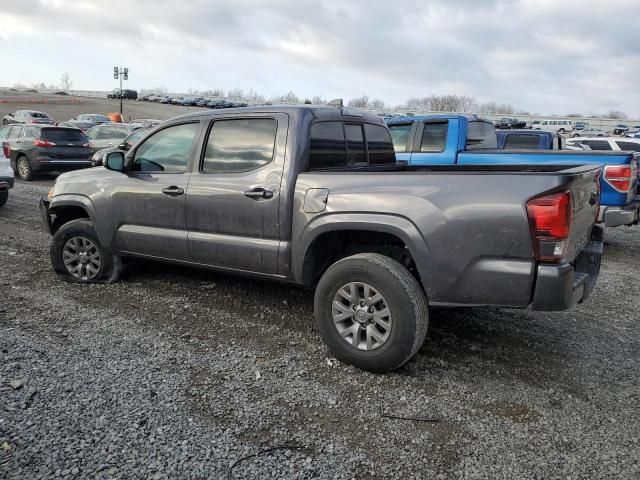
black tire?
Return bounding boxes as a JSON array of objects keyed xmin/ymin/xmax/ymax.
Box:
[
  {"xmin": 559, "ymin": 128, "xmax": 565, "ymax": 134},
  {"xmin": 0, "ymin": 190, "xmax": 7, "ymax": 208},
  {"xmin": 314, "ymin": 253, "xmax": 429, "ymax": 373},
  {"xmin": 16, "ymin": 156, "xmax": 33, "ymax": 181},
  {"xmin": 50, "ymin": 219, "xmax": 121, "ymax": 284}
]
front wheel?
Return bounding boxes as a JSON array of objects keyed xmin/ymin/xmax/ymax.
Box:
[
  {"xmin": 0, "ymin": 190, "xmax": 7, "ymax": 208},
  {"xmin": 50, "ymin": 219, "xmax": 121, "ymax": 283},
  {"xmin": 314, "ymin": 253, "xmax": 429, "ymax": 373},
  {"xmin": 558, "ymin": 128, "xmax": 565, "ymax": 134}
]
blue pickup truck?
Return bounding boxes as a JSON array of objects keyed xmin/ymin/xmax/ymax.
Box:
[{"xmin": 387, "ymin": 114, "xmax": 639, "ymax": 228}]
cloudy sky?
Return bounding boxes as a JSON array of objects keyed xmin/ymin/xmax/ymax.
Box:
[{"xmin": 2, "ymin": 0, "xmax": 640, "ymax": 116}]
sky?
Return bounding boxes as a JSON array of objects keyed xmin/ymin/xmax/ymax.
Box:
[{"xmin": 1, "ymin": 0, "xmax": 640, "ymax": 116}]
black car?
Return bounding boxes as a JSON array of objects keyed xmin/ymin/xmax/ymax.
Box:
[
  {"xmin": 613, "ymin": 124, "xmax": 629, "ymax": 136},
  {"xmin": 107, "ymin": 89, "xmax": 138, "ymax": 100},
  {"xmin": 0, "ymin": 124, "xmax": 92, "ymax": 181},
  {"xmin": 3, "ymin": 110, "xmax": 54, "ymax": 126},
  {"xmin": 495, "ymin": 117, "xmax": 527, "ymax": 129}
]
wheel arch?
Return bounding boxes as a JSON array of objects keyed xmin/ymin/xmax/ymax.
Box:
[
  {"xmin": 294, "ymin": 213, "xmax": 432, "ymax": 289},
  {"xmin": 49, "ymin": 195, "xmax": 97, "ymax": 235}
]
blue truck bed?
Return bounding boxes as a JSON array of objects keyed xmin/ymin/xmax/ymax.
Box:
[{"xmin": 387, "ymin": 115, "xmax": 639, "ymax": 227}]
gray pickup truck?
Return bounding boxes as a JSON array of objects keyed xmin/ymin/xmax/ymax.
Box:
[{"xmin": 40, "ymin": 105, "xmax": 603, "ymax": 372}]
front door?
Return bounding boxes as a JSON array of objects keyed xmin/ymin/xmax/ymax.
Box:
[
  {"xmin": 185, "ymin": 114, "xmax": 287, "ymax": 274},
  {"xmin": 108, "ymin": 121, "xmax": 201, "ymax": 260}
]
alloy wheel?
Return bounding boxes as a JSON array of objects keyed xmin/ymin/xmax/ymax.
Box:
[
  {"xmin": 332, "ymin": 282, "xmax": 392, "ymax": 351},
  {"xmin": 62, "ymin": 236, "xmax": 101, "ymax": 280}
]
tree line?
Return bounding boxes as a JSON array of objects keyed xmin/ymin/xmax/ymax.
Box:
[{"xmin": 9, "ymin": 79, "xmax": 632, "ymax": 120}]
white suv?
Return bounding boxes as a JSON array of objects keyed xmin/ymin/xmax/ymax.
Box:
[{"xmin": 533, "ymin": 119, "xmax": 575, "ymax": 134}]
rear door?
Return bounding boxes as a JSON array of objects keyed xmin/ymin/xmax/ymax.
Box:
[
  {"xmin": 409, "ymin": 120, "xmax": 456, "ymax": 164},
  {"xmin": 185, "ymin": 113, "xmax": 287, "ymax": 274},
  {"xmin": 108, "ymin": 121, "xmax": 201, "ymax": 260}
]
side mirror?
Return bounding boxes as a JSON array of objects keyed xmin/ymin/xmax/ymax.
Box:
[{"xmin": 104, "ymin": 151, "xmax": 125, "ymax": 172}]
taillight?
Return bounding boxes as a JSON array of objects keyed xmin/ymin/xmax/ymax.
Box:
[
  {"xmin": 526, "ymin": 191, "xmax": 573, "ymax": 263},
  {"xmin": 2, "ymin": 142, "xmax": 10, "ymax": 158},
  {"xmin": 33, "ymin": 139, "xmax": 56, "ymax": 148},
  {"xmin": 603, "ymin": 165, "xmax": 634, "ymax": 192}
]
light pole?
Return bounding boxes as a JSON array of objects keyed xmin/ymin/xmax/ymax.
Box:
[{"xmin": 113, "ymin": 66, "xmax": 129, "ymax": 115}]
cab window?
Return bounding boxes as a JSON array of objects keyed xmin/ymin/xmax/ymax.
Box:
[{"xmin": 131, "ymin": 123, "xmax": 198, "ymax": 173}]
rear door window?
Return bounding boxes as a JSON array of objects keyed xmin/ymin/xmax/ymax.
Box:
[
  {"xmin": 96, "ymin": 126, "xmax": 114, "ymax": 140},
  {"xmin": 388, "ymin": 123, "xmax": 412, "ymax": 152},
  {"xmin": 364, "ymin": 124, "xmax": 395, "ymax": 165},
  {"xmin": 503, "ymin": 134, "xmax": 541, "ymax": 149},
  {"xmin": 583, "ymin": 140, "xmax": 612, "ymax": 151},
  {"xmin": 309, "ymin": 122, "xmax": 347, "ymax": 170},
  {"xmin": 345, "ymin": 124, "xmax": 366, "ymax": 165},
  {"xmin": 420, "ymin": 122, "xmax": 448, "ymax": 152},
  {"xmin": 8, "ymin": 126, "xmax": 22, "ymax": 138},
  {"xmin": 202, "ymin": 118, "xmax": 277, "ymax": 173},
  {"xmin": 466, "ymin": 121, "xmax": 497, "ymax": 150}
]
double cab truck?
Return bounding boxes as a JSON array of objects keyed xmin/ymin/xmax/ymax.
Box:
[
  {"xmin": 41, "ymin": 106, "xmax": 603, "ymax": 373},
  {"xmin": 387, "ymin": 114, "xmax": 639, "ymax": 228}
]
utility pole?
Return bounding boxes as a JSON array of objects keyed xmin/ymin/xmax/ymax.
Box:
[{"xmin": 113, "ymin": 66, "xmax": 129, "ymax": 115}]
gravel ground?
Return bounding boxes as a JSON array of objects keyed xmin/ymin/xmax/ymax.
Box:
[{"xmin": 1, "ymin": 178, "xmax": 639, "ymax": 479}]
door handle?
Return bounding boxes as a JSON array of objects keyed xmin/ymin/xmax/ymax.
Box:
[
  {"xmin": 162, "ymin": 186, "xmax": 184, "ymax": 196},
  {"xmin": 244, "ymin": 187, "xmax": 274, "ymax": 200}
]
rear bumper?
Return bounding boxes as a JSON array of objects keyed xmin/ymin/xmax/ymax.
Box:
[
  {"xmin": 530, "ymin": 226, "xmax": 603, "ymax": 311},
  {"xmin": 0, "ymin": 176, "xmax": 14, "ymax": 190},
  {"xmin": 598, "ymin": 203, "xmax": 639, "ymax": 227}
]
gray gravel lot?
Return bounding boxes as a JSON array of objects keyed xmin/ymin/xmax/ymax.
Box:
[{"xmin": 1, "ymin": 178, "xmax": 639, "ymax": 479}]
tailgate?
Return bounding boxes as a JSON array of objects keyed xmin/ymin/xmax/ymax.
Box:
[{"xmin": 555, "ymin": 166, "xmax": 600, "ymax": 262}]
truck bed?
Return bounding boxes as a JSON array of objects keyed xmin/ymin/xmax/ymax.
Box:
[{"xmin": 293, "ymin": 164, "xmax": 601, "ymax": 309}]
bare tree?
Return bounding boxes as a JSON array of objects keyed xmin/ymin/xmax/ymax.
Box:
[
  {"xmin": 311, "ymin": 95, "xmax": 326, "ymax": 105},
  {"xmin": 369, "ymin": 98, "xmax": 387, "ymax": 110},
  {"xmin": 227, "ymin": 88, "xmax": 244, "ymax": 99},
  {"xmin": 59, "ymin": 72, "xmax": 73, "ymax": 91},
  {"xmin": 348, "ymin": 96, "xmax": 369, "ymax": 108},
  {"xmin": 604, "ymin": 110, "xmax": 628, "ymax": 120}
]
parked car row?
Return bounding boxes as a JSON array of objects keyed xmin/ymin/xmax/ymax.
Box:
[
  {"xmin": 107, "ymin": 89, "xmax": 138, "ymax": 100},
  {"xmin": 139, "ymin": 94, "xmax": 248, "ymax": 109}
]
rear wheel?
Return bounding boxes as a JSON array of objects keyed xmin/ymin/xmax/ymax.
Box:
[
  {"xmin": 50, "ymin": 219, "xmax": 121, "ymax": 283},
  {"xmin": 0, "ymin": 190, "xmax": 7, "ymax": 208},
  {"xmin": 16, "ymin": 156, "xmax": 33, "ymax": 181},
  {"xmin": 314, "ymin": 253, "xmax": 429, "ymax": 373},
  {"xmin": 559, "ymin": 128, "xmax": 565, "ymax": 134}
]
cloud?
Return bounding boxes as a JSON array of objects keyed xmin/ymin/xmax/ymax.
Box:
[{"xmin": 1, "ymin": 0, "xmax": 639, "ymax": 116}]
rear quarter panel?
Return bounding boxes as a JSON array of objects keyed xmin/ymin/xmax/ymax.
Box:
[{"xmin": 292, "ymin": 170, "xmax": 585, "ymax": 307}]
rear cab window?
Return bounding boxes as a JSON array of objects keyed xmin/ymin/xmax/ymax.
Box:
[
  {"xmin": 308, "ymin": 121, "xmax": 395, "ymax": 170},
  {"xmin": 503, "ymin": 134, "xmax": 540, "ymax": 149},
  {"xmin": 466, "ymin": 121, "xmax": 497, "ymax": 150},
  {"xmin": 614, "ymin": 141, "xmax": 640, "ymax": 152}
]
